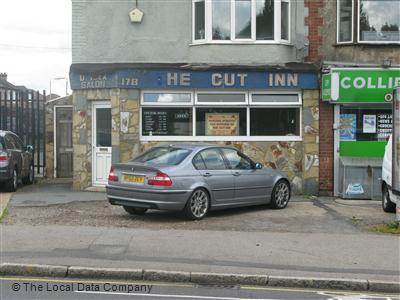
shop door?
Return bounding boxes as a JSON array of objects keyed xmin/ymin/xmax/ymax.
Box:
[
  {"xmin": 55, "ymin": 106, "xmax": 73, "ymax": 178},
  {"xmin": 92, "ymin": 102, "xmax": 112, "ymax": 186}
]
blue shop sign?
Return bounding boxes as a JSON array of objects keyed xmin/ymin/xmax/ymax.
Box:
[{"xmin": 70, "ymin": 69, "xmax": 318, "ymax": 90}]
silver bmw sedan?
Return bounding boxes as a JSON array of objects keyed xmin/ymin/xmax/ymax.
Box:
[{"xmin": 106, "ymin": 144, "xmax": 291, "ymax": 220}]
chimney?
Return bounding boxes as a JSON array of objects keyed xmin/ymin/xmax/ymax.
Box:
[{"xmin": 0, "ymin": 72, "xmax": 7, "ymax": 81}]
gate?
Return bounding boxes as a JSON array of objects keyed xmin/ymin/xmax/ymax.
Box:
[{"xmin": 0, "ymin": 89, "xmax": 46, "ymax": 176}]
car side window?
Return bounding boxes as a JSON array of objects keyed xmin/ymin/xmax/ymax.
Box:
[
  {"xmin": 221, "ymin": 148, "xmax": 253, "ymax": 170},
  {"xmin": 193, "ymin": 153, "xmax": 207, "ymax": 170},
  {"xmin": 11, "ymin": 134, "xmax": 23, "ymax": 150},
  {"xmin": 198, "ymin": 149, "xmax": 227, "ymax": 170},
  {"xmin": 4, "ymin": 135, "xmax": 16, "ymax": 150}
]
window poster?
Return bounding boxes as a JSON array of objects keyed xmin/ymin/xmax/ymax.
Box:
[
  {"xmin": 377, "ymin": 113, "xmax": 392, "ymax": 140},
  {"xmin": 363, "ymin": 115, "xmax": 377, "ymax": 133},
  {"xmin": 205, "ymin": 113, "xmax": 239, "ymax": 136},
  {"xmin": 340, "ymin": 114, "xmax": 356, "ymax": 141}
]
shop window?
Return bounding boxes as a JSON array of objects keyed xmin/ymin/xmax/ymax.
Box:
[
  {"xmin": 337, "ymin": 0, "xmax": 400, "ymax": 44},
  {"xmin": 142, "ymin": 92, "xmax": 192, "ymax": 105},
  {"xmin": 141, "ymin": 107, "xmax": 193, "ymax": 136},
  {"xmin": 196, "ymin": 107, "xmax": 247, "ymax": 136},
  {"xmin": 340, "ymin": 107, "xmax": 392, "ymax": 141},
  {"xmin": 193, "ymin": 0, "xmax": 290, "ymax": 43},
  {"xmin": 141, "ymin": 91, "xmax": 301, "ymax": 141}
]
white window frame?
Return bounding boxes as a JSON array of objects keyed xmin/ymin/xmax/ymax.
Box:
[
  {"xmin": 249, "ymin": 91, "xmax": 301, "ymax": 106},
  {"xmin": 195, "ymin": 90, "xmax": 248, "ymax": 105},
  {"xmin": 357, "ymin": 0, "xmax": 400, "ymax": 44},
  {"xmin": 140, "ymin": 90, "xmax": 302, "ymax": 142},
  {"xmin": 141, "ymin": 91, "xmax": 194, "ymax": 106},
  {"xmin": 336, "ymin": 0, "xmax": 354, "ymax": 44},
  {"xmin": 192, "ymin": 0, "xmax": 291, "ymax": 44}
]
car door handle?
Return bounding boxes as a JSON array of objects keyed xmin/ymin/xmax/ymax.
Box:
[
  {"xmin": 233, "ymin": 172, "xmax": 241, "ymax": 176},
  {"xmin": 203, "ymin": 172, "xmax": 212, "ymax": 177}
]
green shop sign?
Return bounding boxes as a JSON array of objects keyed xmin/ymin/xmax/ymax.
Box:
[{"xmin": 322, "ymin": 69, "xmax": 400, "ymax": 103}]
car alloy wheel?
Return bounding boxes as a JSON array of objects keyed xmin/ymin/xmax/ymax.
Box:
[
  {"xmin": 12, "ymin": 169, "xmax": 17, "ymax": 190},
  {"xmin": 184, "ymin": 189, "xmax": 209, "ymax": 220},
  {"xmin": 29, "ymin": 165, "xmax": 34, "ymax": 182},
  {"xmin": 271, "ymin": 180, "xmax": 290, "ymax": 209}
]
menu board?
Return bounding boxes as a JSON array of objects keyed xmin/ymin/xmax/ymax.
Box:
[
  {"xmin": 142, "ymin": 110, "xmax": 168, "ymax": 135},
  {"xmin": 142, "ymin": 108, "xmax": 192, "ymax": 136},
  {"xmin": 205, "ymin": 113, "xmax": 239, "ymax": 136},
  {"xmin": 377, "ymin": 113, "xmax": 392, "ymax": 140}
]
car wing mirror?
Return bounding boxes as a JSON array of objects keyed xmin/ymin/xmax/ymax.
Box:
[
  {"xmin": 255, "ymin": 162, "xmax": 263, "ymax": 169},
  {"xmin": 26, "ymin": 145, "xmax": 34, "ymax": 152}
]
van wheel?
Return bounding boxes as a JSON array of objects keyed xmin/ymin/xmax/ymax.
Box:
[
  {"xmin": 123, "ymin": 206, "xmax": 148, "ymax": 215},
  {"xmin": 382, "ymin": 184, "xmax": 396, "ymax": 213},
  {"xmin": 4, "ymin": 168, "xmax": 17, "ymax": 192}
]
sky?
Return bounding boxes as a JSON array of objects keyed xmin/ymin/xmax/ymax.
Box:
[{"xmin": 0, "ymin": 0, "xmax": 72, "ymax": 96}]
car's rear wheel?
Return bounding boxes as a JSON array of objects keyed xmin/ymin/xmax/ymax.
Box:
[
  {"xmin": 4, "ymin": 168, "xmax": 17, "ymax": 192},
  {"xmin": 382, "ymin": 184, "xmax": 396, "ymax": 213},
  {"xmin": 270, "ymin": 180, "xmax": 290, "ymax": 209},
  {"xmin": 123, "ymin": 206, "xmax": 148, "ymax": 215},
  {"xmin": 183, "ymin": 188, "xmax": 209, "ymax": 220},
  {"xmin": 22, "ymin": 163, "xmax": 34, "ymax": 185}
]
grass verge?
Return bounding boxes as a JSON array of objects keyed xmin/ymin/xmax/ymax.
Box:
[
  {"xmin": 369, "ymin": 221, "xmax": 400, "ymax": 234},
  {"xmin": 0, "ymin": 207, "xmax": 8, "ymax": 223}
]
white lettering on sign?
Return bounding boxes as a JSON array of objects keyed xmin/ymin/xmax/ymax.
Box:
[
  {"xmin": 167, "ymin": 73, "xmax": 192, "ymax": 86},
  {"xmin": 121, "ymin": 78, "xmax": 139, "ymax": 86},
  {"xmin": 211, "ymin": 73, "xmax": 248, "ymax": 87},
  {"xmin": 340, "ymin": 76, "xmax": 400, "ymax": 89},
  {"xmin": 267, "ymin": 73, "xmax": 298, "ymax": 87}
]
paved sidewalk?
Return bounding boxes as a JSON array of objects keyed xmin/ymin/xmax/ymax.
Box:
[
  {"xmin": 1, "ymin": 224, "xmax": 399, "ymax": 283},
  {"xmin": 0, "ymin": 192, "xmax": 12, "ymax": 219},
  {"xmin": 9, "ymin": 179, "xmax": 105, "ymax": 206}
]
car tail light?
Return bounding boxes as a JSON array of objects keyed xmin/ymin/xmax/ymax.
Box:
[
  {"xmin": 148, "ymin": 171, "xmax": 172, "ymax": 187},
  {"xmin": 108, "ymin": 166, "xmax": 119, "ymax": 182},
  {"xmin": 0, "ymin": 152, "xmax": 9, "ymax": 161}
]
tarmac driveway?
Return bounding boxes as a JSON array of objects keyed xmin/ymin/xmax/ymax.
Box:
[{"xmin": 1, "ymin": 180, "xmax": 395, "ymax": 234}]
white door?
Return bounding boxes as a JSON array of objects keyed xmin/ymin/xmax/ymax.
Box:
[{"xmin": 92, "ymin": 102, "xmax": 112, "ymax": 186}]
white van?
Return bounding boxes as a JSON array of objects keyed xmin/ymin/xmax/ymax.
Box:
[{"xmin": 382, "ymin": 135, "xmax": 398, "ymax": 212}]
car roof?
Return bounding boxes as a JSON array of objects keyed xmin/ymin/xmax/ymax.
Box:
[
  {"xmin": 159, "ymin": 143, "xmax": 236, "ymax": 151},
  {"xmin": 0, "ymin": 130, "xmax": 12, "ymax": 137}
]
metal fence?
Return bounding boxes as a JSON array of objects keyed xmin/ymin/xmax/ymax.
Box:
[{"xmin": 0, "ymin": 89, "xmax": 46, "ymax": 175}]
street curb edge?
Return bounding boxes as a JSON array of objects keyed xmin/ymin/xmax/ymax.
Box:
[{"xmin": 0, "ymin": 263, "xmax": 399, "ymax": 293}]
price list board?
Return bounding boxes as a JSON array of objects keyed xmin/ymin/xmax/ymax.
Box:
[
  {"xmin": 377, "ymin": 113, "xmax": 392, "ymax": 140},
  {"xmin": 142, "ymin": 110, "xmax": 168, "ymax": 135}
]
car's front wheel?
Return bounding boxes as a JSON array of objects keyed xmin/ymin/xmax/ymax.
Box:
[
  {"xmin": 270, "ymin": 180, "xmax": 290, "ymax": 209},
  {"xmin": 22, "ymin": 163, "xmax": 34, "ymax": 185},
  {"xmin": 183, "ymin": 188, "xmax": 210, "ymax": 220},
  {"xmin": 382, "ymin": 184, "xmax": 396, "ymax": 213},
  {"xmin": 123, "ymin": 206, "xmax": 148, "ymax": 215}
]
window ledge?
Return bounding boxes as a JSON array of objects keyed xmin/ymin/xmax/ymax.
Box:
[
  {"xmin": 140, "ymin": 136, "xmax": 302, "ymax": 142},
  {"xmin": 190, "ymin": 41, "xmax": 293, "ymax": 47},
  {"xmin": 334, "ymin": 42, "xmax": 400, "ymax": 47}
]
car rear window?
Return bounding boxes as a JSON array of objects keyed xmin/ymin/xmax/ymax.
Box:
[
  {"xmin": 133, "ymin": 147, "xmax": 191, "ymax": 166},
  {"xmin": 0, "ymin": 137, "xmax": 4, "ymax": 150}
]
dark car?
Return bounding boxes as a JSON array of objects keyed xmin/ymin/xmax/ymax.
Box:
[
  {"xmin": 107, "ymin": 144, "xmax": 291, "ymax": 220},
  {"xmin": 0, "ymin": 130, "xmax": 34, "ymax": 192}
]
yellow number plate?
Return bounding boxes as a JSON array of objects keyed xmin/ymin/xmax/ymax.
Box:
[{"xmin": 123, "ymin": 174, "xmax": 145, "ymax": 184}]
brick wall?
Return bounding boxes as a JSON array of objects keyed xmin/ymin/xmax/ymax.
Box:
[
  {"xmin": 305, "ymin": 0, "xmax": 334, "ymax": 194},
  {"xmin": 304, "ymin": 0, "xmax": 323, "ymax": 63},
  {"xmin": 319, "ymin": 99, "xmax": 334, "ymax": 194}
]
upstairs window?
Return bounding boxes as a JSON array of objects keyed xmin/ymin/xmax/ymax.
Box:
[
  {"xmin": 193, "ymin": 0, "xmax": 290, "ymax": 43},
  {"xmin": 337, "ymin": 0, "xmax": 400, "ymax": 44}
]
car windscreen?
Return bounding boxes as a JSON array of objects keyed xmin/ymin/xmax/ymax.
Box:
[{"xmin": 133, "ymin": 147, "xmax": 192, "ymax": 166}]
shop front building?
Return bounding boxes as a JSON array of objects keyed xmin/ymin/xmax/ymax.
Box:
[
  {"xmin": 68, "ymin": 0, "xmax": 322, "ymax": 193},
  {"xmin": 69, "ymin": 67, "xmax": 320, "ymax": 194},
  {"xmin": 322, "ymin": 68, "xmax": 399, "ymax": 199}
]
